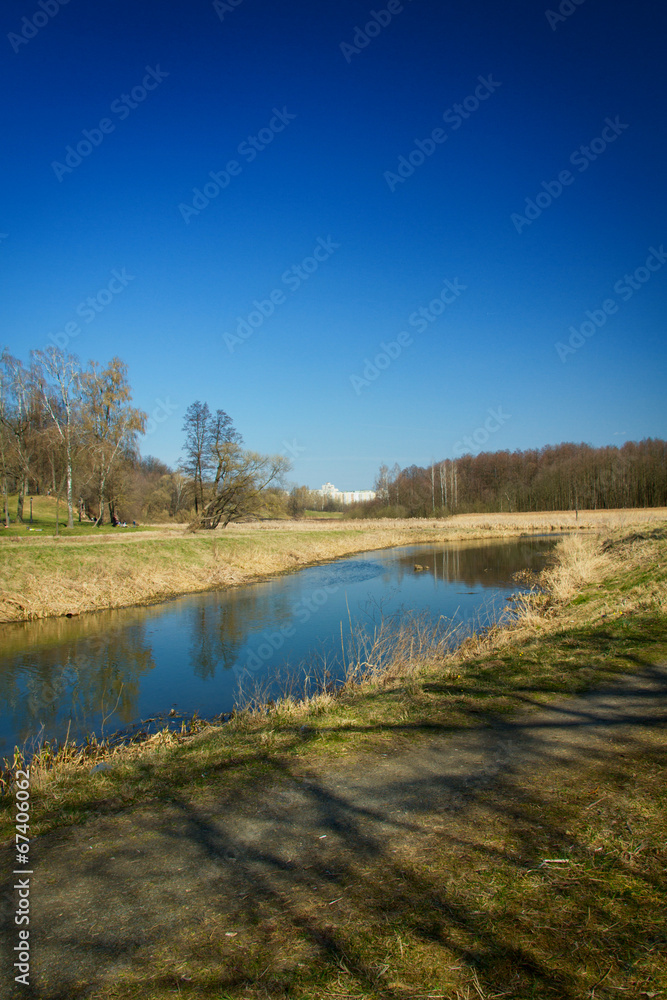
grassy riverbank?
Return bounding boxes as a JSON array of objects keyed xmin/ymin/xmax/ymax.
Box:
[
  {"xmin": 1, "ymin": 524, "xmax": 666, "ymax": 998},
  {"xmin": 1, "ymin": 506, "xmax": 665, "ymax": 623}
]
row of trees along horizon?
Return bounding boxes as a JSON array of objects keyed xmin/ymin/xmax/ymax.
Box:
[{"xmin": 1, "ymin": 348, "xmax": 666, "ymax": 528}]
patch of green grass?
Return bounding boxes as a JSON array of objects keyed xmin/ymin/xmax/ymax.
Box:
[
  {"xmin": 0, "ymin": 494, "xmax": 149, "ymax": 537},
  {"xmin": 303, "ymin": 509, "xmax": 345, "ymax": 519}
]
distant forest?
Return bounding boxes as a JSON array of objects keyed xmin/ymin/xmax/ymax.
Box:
[
  {"xmin": 2, "ymin": 350, "xmax": 665, "ymax": 523},
  {"xmin": 358, "ymin": 440, "xmax": 667, "ymax": 518}
]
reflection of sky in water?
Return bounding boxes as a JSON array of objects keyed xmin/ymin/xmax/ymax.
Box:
[{"xmin": 0, "ymin": 538, "xmax": 556, "ymax": 754}]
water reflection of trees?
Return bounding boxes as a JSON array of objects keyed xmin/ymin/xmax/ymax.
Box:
[
  {"xmin": 393, "ymin": 539, "xmax": 556, "ymax": 589},
  {"xmin": 188, "ymin": 585, "xmax": 295, "ymax": 680},
  {"xmin": 0, "ymin": 624, "xmax": 156, "ymax": 754},
  {"xmin": 0, "ymin": 540, "xmax": 559, "ymax": 754}
]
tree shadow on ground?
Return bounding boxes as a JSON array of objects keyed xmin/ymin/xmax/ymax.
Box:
[{"xmin": 1, "ymin": 663, "xmax": 666, "ymax": 999}]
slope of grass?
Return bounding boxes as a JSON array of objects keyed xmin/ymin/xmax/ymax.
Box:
[
  {"xmin": 2, "ymin": 507, "xmax": 666, "ymax": 623},
  {"xmin": 0, "ymin": 493, "xmax": 148, "ymax": 536},
  {"xmin": 1, "ymin": 526, "xmax": 666, "ymax": 998}
]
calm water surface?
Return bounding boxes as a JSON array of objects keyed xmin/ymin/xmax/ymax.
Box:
[{"xmin": 0, "ymin": 537, "xmax": 557, "ymax": 755}]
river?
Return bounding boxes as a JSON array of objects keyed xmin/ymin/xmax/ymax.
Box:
[{"xmin": 0, "ymin": 536, "xmax": 558, "ymax": 756}]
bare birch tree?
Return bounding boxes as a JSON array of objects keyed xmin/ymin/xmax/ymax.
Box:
[
  {"xmin": 80, "ymin": 358, "xmax": 146, "ymax": 525},
  {"xmin": 32, "ymin": 347, "xmax": 81, "ymax": 528}
]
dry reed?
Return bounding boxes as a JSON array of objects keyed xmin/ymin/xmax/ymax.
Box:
[
  {"xmin": 0, "ymin": 713, "xmax": 211, "ymax": 796},
  {"xmin": 2, "ymin": 507, "xmax": 665, "ymax": 623}
]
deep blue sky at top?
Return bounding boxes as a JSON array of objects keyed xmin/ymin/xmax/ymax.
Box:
[{"xmin": 1, "ymin": 0, "xmax": 665, "ymax": 490}]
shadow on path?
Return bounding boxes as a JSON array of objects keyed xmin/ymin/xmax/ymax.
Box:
[{"xmin": 1, "ymin": 662, "xmax": 666, "ymax": 998}]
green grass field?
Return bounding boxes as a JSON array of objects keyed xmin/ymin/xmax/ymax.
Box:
[{"xmin": 1, "ymin": 494, "xmax": 149, "ymax": 537}]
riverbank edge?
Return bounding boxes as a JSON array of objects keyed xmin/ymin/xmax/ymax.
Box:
[
  {"xmin": 1, "ymin": 508, "xmax": 650, "ymax": 624},
  {"xmin": 0, "ymin": 523, "xmax": 438, "ymax": 624},
  {"xmin": 2, "ymin": 525, "xmax": 666, "ymax": 821},
  {"xmin": 0, "ymin": 520, "xmax": 570, "ymax": 625},
  {"xmin": 2, "ymin": 529, "xmax": 666, "ymax": 1000}
]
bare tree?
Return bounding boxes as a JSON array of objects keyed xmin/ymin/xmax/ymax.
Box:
[
  {"xmin": 390, "ymin": 462, "xmax": 401, "ymax": 506},
  {"xmin": 32, "ymin": 348, "xmax": 82, "ymax": 528},
  {"xmin": 80, "ymin": 357, "xmax": 146, "ymax": 525},
  {"xmin": 0, "ymin": 351, "xmax": 40, "ymax": 521},
  {"xmin": 181, "ymin": 401, "xmax": 212, "ymax": 515},
  {"xmin": 0, "ymin": 357, "xmax": 11, "ymax": 526},
  {"xmin": 193, "ymin": 449, "xmax": 291, "ymax": 529},
  {"xmin": 374, "ymin": 463, "xmax": 389, "ymax": 505}
]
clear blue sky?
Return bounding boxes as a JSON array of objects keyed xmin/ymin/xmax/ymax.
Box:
[{"xmin": 2, "ymin": 0, "xmax": 665, "ymax": 490}]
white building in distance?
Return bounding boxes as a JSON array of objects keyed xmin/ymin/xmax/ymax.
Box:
[{"xmin": 319, "ymin": 483, "xmax": 376, "ymax": 505}]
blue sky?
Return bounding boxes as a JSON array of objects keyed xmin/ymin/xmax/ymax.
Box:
[{"xmin": 1, "ymin": 0, "xmax": 665, "ymax": 490}]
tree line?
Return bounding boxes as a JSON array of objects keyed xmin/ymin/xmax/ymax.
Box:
[
  {"xmin": 0, "ymin": 347, "xmax": 146, "ymax": 527},
  {"xmin": 357, "ymin": 440, "xmax": 667, "ymax": 518},
  {"xmin": 0, "ymin": 348, "xmax": 291, "ymax": 528},
  {"xmin": 3, "ymin": 347, "xmax": 664, "ymax": 527}
]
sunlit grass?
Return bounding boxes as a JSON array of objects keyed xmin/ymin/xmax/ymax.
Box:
[
  {"xmin": 2, "ymin": 505, "xmax": 666, "ymax": 623},
  {"xmin": 0, "ymin": 492, "xmax": 150, "ymax": 537},
  {"xmin": 1, "ymin": 525, "xmax": 666, "ymax": 998}
]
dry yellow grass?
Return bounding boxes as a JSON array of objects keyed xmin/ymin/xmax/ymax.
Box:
[
  {"xmin": 0, "ymin": 522, "xmax": 443, "ymax": 622},
  {"xmin": 0, "ymin": 508, "xmax": 665, "ymax": 623},
  {"xmin": 3, "ymin": 525, "xmax": 666, "ymax": 1000},
  {"xmin": 395, "ymin": 506, "xmax": 667, "ymax": 535}
]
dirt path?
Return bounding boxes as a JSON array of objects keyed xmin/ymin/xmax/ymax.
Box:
[{"xmin": 2, "ymin": 663, "xmax": 666, "ymax": 999}]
